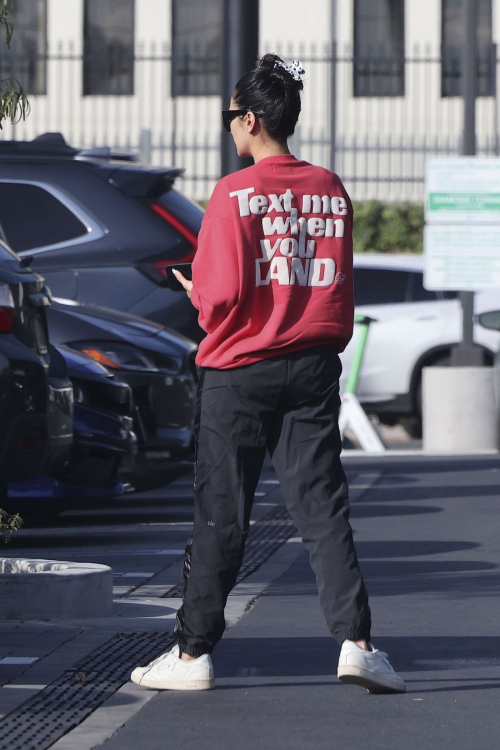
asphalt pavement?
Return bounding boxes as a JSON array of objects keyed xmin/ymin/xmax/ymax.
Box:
[{"xmin": 1, "ymin": 453, "xmax": 500, "ymax": 749}]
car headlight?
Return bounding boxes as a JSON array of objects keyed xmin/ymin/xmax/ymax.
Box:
[{"xmin": 70, "ymin": 342, "xmax": 181, "ymax": 374}]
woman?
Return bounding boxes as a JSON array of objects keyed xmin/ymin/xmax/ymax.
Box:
[{"xmin": 131, "ymin": 54, "xmax": 405, "ymax": 695}]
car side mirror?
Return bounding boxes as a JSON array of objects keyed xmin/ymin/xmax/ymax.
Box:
[{"xmin": 477, "ymin": 310, "xmax": 500, "ymax": 331}]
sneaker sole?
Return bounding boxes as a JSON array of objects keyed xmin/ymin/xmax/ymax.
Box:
[
  {"xmin": 131, "ymin": 672, "xmax": 215, "ymax": 691},
  {"xmin": 337, "ymin": 666, "xmax": 406, "ymax": 694}
]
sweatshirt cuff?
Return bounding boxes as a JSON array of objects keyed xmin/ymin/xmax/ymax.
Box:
[{"xmin": 190, "ymin": 287, "xmax": 201, "ymax": 311}]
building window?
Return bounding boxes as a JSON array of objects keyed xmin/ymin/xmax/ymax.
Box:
[
  {"xmin": 83, "ymin": 0, "xmax": 135, "ymax": 96},
  {"xmin": 0, "ymin": 0, "xmax": 47, "ymax": 95},
  {"xmin": 353, "ymin": 0, "xmax": 405, "ymax": 97},
  {"xmin": 172, "ymin": 0, "xmax": 223, "ymax": 97},
  {"xmin": 441, "ymin": 0, "xmax": 494, "ymax": 97}
]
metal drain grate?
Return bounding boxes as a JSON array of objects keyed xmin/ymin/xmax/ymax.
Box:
[
  {"xmin": 0, "ymin": 631, "xmax": 174, "ymax": 750},
  {"xmin": 0, "ymin": 505, "xmax": 296, "ymax": 749},
  {"xmin": 163, "ymin": 504, "xmax": 297, "ymax": 598}
]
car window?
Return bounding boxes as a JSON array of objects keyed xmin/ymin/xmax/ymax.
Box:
[
  {"xmin": 0, "ymin": 182, "xmax": 88, "ymax": 252},
  {"xmin": 409, "ymin": 271, "xmax": 439, "ymax": 302},
  {"xmin": 0, "ymin": 238, "xmax": 20, "ymax": 261},
  {"xmin": 354, "ymin": 267, "xmax": 410, "ymax": 306}
]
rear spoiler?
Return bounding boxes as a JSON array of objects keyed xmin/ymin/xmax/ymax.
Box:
[{"xmin": 108, "ymin": 167, "xmax": 186, "ymax": 199}]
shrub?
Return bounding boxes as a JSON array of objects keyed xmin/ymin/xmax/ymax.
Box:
[{"xmin": 352, "ymin": 200, "xmax": 424, "ymax": 254}]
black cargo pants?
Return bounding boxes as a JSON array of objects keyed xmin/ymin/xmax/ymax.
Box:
[{"xmin": 174, "ymin": 344, "xmax": 371, "ymax": 657}]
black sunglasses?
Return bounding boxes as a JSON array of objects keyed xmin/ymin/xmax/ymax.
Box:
[{"xmin": 222, "ymin": 109, "xmax": 263, "ymax": 132}]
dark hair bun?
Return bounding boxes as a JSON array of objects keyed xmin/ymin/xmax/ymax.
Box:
[
  {"xmin": 258, "ymin": 53, "xmax": 304, "ymax": 91},
  {"xmin": 233, "ymin": 53, "xmax": 304, "ymax": 141}
]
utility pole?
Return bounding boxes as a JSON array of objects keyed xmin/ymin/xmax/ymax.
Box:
[
  {"xmin": 221, "ymin": 0, "xmax": 260, "ymax": 177},
  {"xmin": 452, "ymin": 0, "xmax": 484, "ymax": 365}
]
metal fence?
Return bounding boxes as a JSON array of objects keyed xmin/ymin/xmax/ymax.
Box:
[{"xmin": 2, "ymin": 42, "xmax": 500, "ymax": 202}]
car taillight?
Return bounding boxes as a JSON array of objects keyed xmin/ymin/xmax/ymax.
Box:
[
  {"xmin": 0, "ymin": 284, "xmax": 15, "ymax": 332},
  {"xmin": 20, "ymin": 437, "xmax": 40, "ymax": 450},
  {"xmin": 139, "ymin": 203, "xmax": 198, "ymax": 286}
]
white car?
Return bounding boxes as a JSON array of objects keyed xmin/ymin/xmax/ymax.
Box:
[{"xmin": 339, "ymin": 255, "xmax": 500, "ymax": 433}]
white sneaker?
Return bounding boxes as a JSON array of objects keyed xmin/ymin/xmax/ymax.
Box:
[
  {"xmin": 131, "ymin": 644, "xmax": 215, "ymax": 691},
  {"xmin": 337, "ymin": 641, "xmax": 406, "ymax": 694}
]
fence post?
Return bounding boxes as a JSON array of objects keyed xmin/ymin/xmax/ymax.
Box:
[
  {"xmin": 221, "ymin": 0, "xmax": 259, "ymax": 176},
  {"xmin": 139, "ymin": 128, "xmax": 152, "ymax": 165},
  {"xmin": 329, "ymin": 0, "xmax": 337, "ymax": 173},
  {"xmin": 330, "ymin": 40, "xmax": 337, "ymax": 173},
  {"xmin": 288, "ymin": 124, "xmax": 301, "ymax": 159}
]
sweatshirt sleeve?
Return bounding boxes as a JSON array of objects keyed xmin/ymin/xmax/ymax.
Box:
[{"xmin": 190, "ymin": 210, "xmax": 239, "ymax": 334}]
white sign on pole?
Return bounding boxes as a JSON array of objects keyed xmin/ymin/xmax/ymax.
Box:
[
  {"xmin": 425, "ymin": 157, "xmax": 500, "ymax": 224},
  {"xmin": 424, "ymin": 225, "xmax": 500, "ymax": 291},
  {"xmin": 424, "ymin": 157, "xmax": 500, "ymax": 292}
]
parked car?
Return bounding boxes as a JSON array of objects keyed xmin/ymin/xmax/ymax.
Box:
[
  {"xmin": 7, "ymin": 345, "xmax": 137, "ymax": 512},
  {"xmin": 56, "ymin": 345, "xmax": 137, "ymax": 487},
  {"xmin": 343, "ymin": 255, "xmax": 500, "ymax": 432},
  {"xmin": 46, "ymin": 298, "xmax": 198, "ymax": 490},
  {"xmin": 0, "ymin": 240, "xmax": 73, "ymax": 505},
  {"xmin": 5, "ymin": 135, "xmax": 499, "ymax": 432},
  {"xmin": 0, "ymin": 133, "xmax": 202, "ymax": 342}
]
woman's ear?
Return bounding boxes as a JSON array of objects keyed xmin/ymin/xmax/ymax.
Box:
[{"xmin": 245, "ymin": 111, "xmax": 258, "ymax": 134}]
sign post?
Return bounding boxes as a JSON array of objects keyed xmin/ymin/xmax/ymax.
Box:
[
  {"xmin": 422, "ymin": 2, "xmax": 499, "ymax": 453},
  {"xmin": 455, "ymin": 0, "xmax": 481, "ymax": 365}
]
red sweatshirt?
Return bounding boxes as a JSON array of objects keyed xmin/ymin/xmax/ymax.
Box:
[{"xmin": 191, "ymin": 154, "xmax": 354, "ymax": 369}]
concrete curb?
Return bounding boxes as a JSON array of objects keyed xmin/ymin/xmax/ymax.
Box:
[{"xmin": 0, "ymin": 558, "xmax": 113, "ymax": 620}]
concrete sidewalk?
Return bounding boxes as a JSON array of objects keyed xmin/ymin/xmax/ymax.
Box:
[
  {"xmin": 100, "ymin": 455, "xmax": 500, "ymax": 750},
  {"xmin": 1, "ymin": 455, "xmax": 500, "ymax": 749}
]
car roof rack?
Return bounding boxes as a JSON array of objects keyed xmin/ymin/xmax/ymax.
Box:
[{"xmin": 0, "ymin": 132, "xmax": 138, "ymax": 162}]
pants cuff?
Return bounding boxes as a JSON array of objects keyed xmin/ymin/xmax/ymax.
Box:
[
  {"xmin": 335, "ymin": 628, "xmax": 371, "ymax": 646},
  {"xmin": 176, "ymin": 641, "xmax": 211, "ymax": 658}
]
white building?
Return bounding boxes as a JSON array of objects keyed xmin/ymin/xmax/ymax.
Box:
[{"xmin": 1, "ymin": 1, "xmax": 500, "ymax": 201}]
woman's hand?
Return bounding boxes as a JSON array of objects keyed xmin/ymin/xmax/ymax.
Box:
[{"xmin": 172, "ymin": 269, "xmax": 193, "ymax": 300}]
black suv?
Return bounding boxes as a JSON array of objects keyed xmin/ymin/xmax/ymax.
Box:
[
  {"xmin": 0, "ymin": 133, "xmax": 203, "ymax": 342},
  {"xmin": 0, "ymin": 240, "xmax": 73, "ymax": 496}
]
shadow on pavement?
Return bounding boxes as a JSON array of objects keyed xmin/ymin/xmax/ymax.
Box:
[
  {"xmin": 355, "ymin": 540, "xmax": 479, "ymax": 557},
  {"xmin": 350, "ymin": 504, "xmax": 443, "ymax": 517},
  {"xmin": 263, "ymin": 548, "xmax": 499, "ymax": 598},
  {"xmin": 214, "ymin": 636, "xmax": 500, "ymax": 679},
  {"xmin": 344, "ymin": 457, "xmax": 500, "ymax": 476},
  {"xmin": 357, "ymin": 484, "xmax": 500, "ymax": 502}
]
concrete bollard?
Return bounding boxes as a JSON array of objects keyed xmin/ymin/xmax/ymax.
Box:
[
  {"xmin": 423, "ymin": 367, "xmax": 499, "ymax": 454},
  {"xmin": 0, "ymin": 558, "xmax": 113, "ymax": 620}
]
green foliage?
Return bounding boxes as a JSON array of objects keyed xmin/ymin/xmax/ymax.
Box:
[
  {"xmin": 0, "ymin": 0, "xmax": 13, "ymax": 46},
  {"xmin": 352, "ymin": 200, "xmax": 424, "ymax": 254},
  {"xmin": 0, "ymin": 508, "xmax": 23, "ymax": 544},
  {"xmin": 0, "ymin": 0, "xmax": 31, "ymax": 129}
]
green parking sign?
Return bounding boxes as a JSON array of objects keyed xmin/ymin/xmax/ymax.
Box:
[{"xmin": 426, "ymin": 158, "xmax": 500, "ymax": 223}]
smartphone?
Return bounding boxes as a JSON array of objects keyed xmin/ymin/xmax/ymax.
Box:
[{"xmin": 165, "ymin": 262, "xmax": 193, "ymax": 292}]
